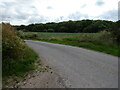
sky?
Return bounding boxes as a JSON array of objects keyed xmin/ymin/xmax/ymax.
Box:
[{"xmin": 0, "ymin": 0, "xmax": 119, "ymax": 25}]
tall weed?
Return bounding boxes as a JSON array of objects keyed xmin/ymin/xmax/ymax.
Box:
[{"xmin": 2, "ymin": 23, "xmax": 38, "ymax": 76}]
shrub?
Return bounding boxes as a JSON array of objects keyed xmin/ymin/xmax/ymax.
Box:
[
  {"xmin": 2, "ymin": 23, "xmax": 38, "ymax": 76},
  {"xmin": 3, "ymin": 23, "xmax": 25, "ymax": 60}
]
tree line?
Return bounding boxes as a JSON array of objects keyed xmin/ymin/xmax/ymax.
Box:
[{"xmin": 15, "ymin": 19, "xmax": 118, "ymax": 33}]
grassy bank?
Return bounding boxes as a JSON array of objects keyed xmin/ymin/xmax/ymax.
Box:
[
  {"xmin": 19, "ymin": 32, "xmax": 119, "ymax": 56},
  {"xmin": 2, "ymin": 23, "xmax": 38, "ymax": 79}
]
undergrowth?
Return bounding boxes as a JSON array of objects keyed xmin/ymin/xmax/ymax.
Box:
[{"xmin": 2, "ymin": 23, "xmax": 38, "ymax": 77}]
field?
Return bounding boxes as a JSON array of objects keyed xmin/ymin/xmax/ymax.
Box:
[{"xmin": 19, "ymin": 31, "xmax": 119, "ymax": 56}]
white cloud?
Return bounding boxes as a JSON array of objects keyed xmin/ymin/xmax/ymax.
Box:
[{"xmin": 0, "ymin": 0, "xmax": 119, "ymax": 25}]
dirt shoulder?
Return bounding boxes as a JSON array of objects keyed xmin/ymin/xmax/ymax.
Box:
[
  {"xmin": 19, "ymin": 70, "xmax": 64, "ymax": 88},
  {"xmin": 3, "ymin": 57, "xmax": 65, "ymax": 88},
  {"xmin": 18, "ymin": 57, "xmax": 65, "ymax": 88}
]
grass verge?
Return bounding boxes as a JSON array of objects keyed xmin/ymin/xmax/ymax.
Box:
[{"xmin": 27, "ymin": 38, "xmax": 119, "ymax": 57}]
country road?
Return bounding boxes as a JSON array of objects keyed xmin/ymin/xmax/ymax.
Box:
[{"xmin": 25, "ymin": 40, "xmax": 118, "ymax": 88}]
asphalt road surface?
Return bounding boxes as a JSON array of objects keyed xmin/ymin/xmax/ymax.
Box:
[{"xmin": 25, "ymin": 40, "xmax": 118, "ymax": 88}]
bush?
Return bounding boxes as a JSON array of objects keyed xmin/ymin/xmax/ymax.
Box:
[
  {"xmin": 16, "ymin": 30, "xmax": 25, "ymax": 38},
  {"xmin": 2, "ymin": 23, "xmax": 38, "ymax": 76},
  {"xmin": 3, "ymin": 23, "xmax": 25, "ymax": 60},
  {"xmin": 109, "ymin": 21, "xmax": 120, "ymax": 44},
  {"xmin": 99, "ymin": 30, "xmax": 112, "ymax": 41}
]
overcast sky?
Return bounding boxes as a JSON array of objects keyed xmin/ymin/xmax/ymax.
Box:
[{"xmin": 0, "ymin": 0, "xmax": 119, "ymax": 25}]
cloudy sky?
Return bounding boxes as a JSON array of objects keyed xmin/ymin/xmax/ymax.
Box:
[{"xmin": 0, "ymin": 0, "xmax": 119, "ymax": 25}]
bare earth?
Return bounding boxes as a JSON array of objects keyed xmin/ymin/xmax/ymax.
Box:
[
  {"xmin": 24, "ymin": 40, "xmax": 118, "ymax": 88},
  {"xmin": 19, "ymin": 71, "xmax": 65, "ymax": 88},
  {"xmin": 18, "ymin": 54, "xmax": 65, "ymax": 88}
]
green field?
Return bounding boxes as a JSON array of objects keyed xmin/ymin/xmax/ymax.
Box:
[
  {"xmin": 20, "ymin": 32, "xmax": 102, "ymax": 40},
  {"xmin": 19, "ymin": 31, "xmax": 119, "ymax": 56}
]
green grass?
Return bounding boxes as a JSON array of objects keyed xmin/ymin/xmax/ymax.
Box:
[
  {"xmin": 3, "ymin": 47, "xmax": 38, "ymax": 77},
  {"xmin": 19, "ymin": 31, "xmax": 119, "ymax": 56},
  {"xmin": 37, "ymin": 39, "xmax": 119, "ymax": 56},
  {"xmin": 20, "ymin": 32, "xmax": 101, "ymax": 40}
]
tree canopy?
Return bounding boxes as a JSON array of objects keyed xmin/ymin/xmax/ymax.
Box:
[{"xmin": 15, "ymin": 19, "xmax": 117, "ymax": 33}]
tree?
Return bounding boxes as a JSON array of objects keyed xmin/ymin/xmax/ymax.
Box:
[
  {"xmin": 15, "ymin": 19, "xmax": 115, "ymax": 33},
  {"xmin": 110, "ymin": 20, "xmax": 120, "ymax": 43}
]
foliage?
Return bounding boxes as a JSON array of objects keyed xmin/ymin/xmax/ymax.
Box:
[
  {"xmin": 110, "ymin": 20, "xmax": 120, "ymax": 44},
  {"xmin": 2, "ymin": 23, "xmax": 38, "ymax": 76},
  {"xmin": 14, "ymin": 19, "xmax": 114, "ymax": 33}
]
